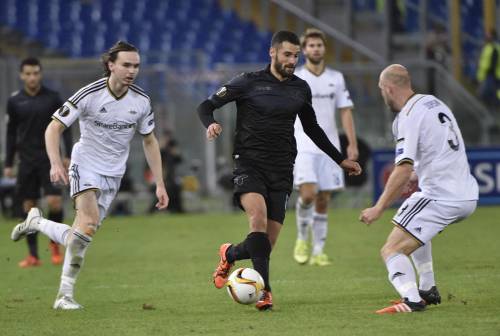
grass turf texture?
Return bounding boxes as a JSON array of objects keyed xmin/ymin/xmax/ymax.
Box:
[{"xmin": 1, "ymin": 207, "xmax": 499, "ymax": 336}]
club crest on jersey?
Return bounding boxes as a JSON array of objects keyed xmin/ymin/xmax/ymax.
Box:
[
  {"xmin": 216, "ymin": 86, "xmax": 227, "ymax": 97},
  {"xmin": 58, "ymin": 105, "xmax": 70, "ymax": 117},
  {"xmin": 234, "ymin": 174, "xmax": 248, "ymax": 186}
]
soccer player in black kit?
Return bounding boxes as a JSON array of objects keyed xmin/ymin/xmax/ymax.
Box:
[
  {"xmin": 4, "ymin": 57, "xmax": 72, "ymax": 267},
  {"xmin": 197, "ymin": 31, "xmax": 361, "ymax": 310}
]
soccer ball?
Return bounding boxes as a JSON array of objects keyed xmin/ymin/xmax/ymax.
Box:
[{"xmin": 226, "ymin": 268, "xmax": 264, "ymax": 304}]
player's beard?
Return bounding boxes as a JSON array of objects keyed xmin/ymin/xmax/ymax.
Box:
[
  {"xmin": 273, "ymin": 56, "xmax": 295, "ymax": 78},
  {"xmin": 306, "ymin": 55, "xmax": 323, "ymax": 65}
]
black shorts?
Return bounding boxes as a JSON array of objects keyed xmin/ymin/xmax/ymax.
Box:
[
  {"xmin": 16, "ymin": 161, "xmax": 62, "ymax": 200},
  {"xmin": 232, "ymin": 159, "xmax": 292, "ymax": 224}
]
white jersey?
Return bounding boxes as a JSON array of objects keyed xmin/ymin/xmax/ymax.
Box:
[
  {"xmin": 294, "ymin": 66, "xmax": 353, "ymax": 154},
  {"xmin": 52, "ymin": 78, "xmax": 155, "ymax": 177},
  {"xmin": 393, "ymin": 94, "xmax": 478, "ymax": 201}
]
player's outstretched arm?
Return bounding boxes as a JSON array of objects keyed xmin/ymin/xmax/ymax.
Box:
[
  {"xmin": 45, "ymin": 119, "xmax": 69, "ymax": 185},
  {"xmin": 142, "ymin": 132, "xmax": 169, "ymax": 210},
  {"xmin": 299, "ymin": 103, "xmax": 362, "ymax": 176},
  {"xmin": 359, "ymin": 163, "xmax": 413, "ymax": 225}
]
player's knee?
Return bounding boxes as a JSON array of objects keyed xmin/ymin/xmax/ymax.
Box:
[
  {"xmin": 380, "ymin": 243, "xmax": 396, "ymax": 261},
  {"xmin": 247, "ymin": 210, "xmax": 267, "ymax": 231},
  {"xmin": 76, "ymin": 213, "xmax": 99, "ymax": 236},
  {"xmin": 300, "ymin": 192, "xmax": 315, "ymax": 205}
]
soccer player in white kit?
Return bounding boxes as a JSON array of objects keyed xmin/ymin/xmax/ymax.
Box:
[
  {"xmin": 10, "ymin": 41, "xmax": 169, "ymax": 310},
  {"xmin": 293, "ymin": 28, "xmax": 359, "ymax": 266},
  {"xmin": 360, "ymin": 64, "xmax": 478, "ymax": 314}
]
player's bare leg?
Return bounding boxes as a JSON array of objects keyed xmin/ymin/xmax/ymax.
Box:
[
  {"xmin": 309, "ymin": 191, "xmax": 332, "ymax": 266},
  {"xmin": 54, "ymin": 190, "xmax": 99, "ymax": 310},
  {"xmin": 294, "ymin": 183, "xmax": 315, "ymax": 264}
]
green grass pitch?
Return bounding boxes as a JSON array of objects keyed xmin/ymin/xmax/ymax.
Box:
[{"xmin": 1, "ymin": 207, "xmax": 499, "ymax": 335}]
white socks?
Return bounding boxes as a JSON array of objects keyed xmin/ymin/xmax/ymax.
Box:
[
  {"xmin": 58, "ymin": 230, "xmax": 92, "ymax": 298},
  {"xmin": 311, "ymin": 212, "xmax": 328, "ymax": 256},
  {"xmin": 38, "ymin": 218, "xmax": 72, "ymax": 246},
  {"xmin": 385, "ymin": 253, "xmax": 421, "ymax": 303},
  {"xmin": 296, "ymin": 197, "xmax": 313, "ymax": 241},
  {"xmin": 411, "ymin": 242, "xmax": 435, "ymax": 291}
]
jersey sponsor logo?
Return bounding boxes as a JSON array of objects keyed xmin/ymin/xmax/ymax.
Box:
[
  {"xmin": 129, "ymin": 110, "xmax": 137, "ymax": 115},
  {"xmin": 328, "ymin": 83, "xmax": 335, "ymax": 87},
  {"xmin": 312, "ymin": 92, "xmax": 335, "ymax": 99},
  {"xmin": 94, "ymin": 120, "xmax": 136, "ymax": 130},
  {"xmin": 255, "ymin": 86, "xmax": 272, "ymax": 91},
  {"xmin": 99, "ymin": 107, "xmax": 107, "ymax": 113},
  {"xmin": 58, "ymin": 105, "xmax": 70, "ymax": 117},
  {"xmin": 216, "ymin": 86, "xmax": 227, "ymax": 97}
]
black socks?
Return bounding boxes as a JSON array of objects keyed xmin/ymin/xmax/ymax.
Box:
[{"xmin": 48, "ymin": 210, "xmax": 64, "ymax": 245}]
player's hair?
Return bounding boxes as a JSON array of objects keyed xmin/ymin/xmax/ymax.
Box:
[
  {"xmin": 300, "ymin": 28, "xmax": 327, "ymax": 48},
  {"xmin": 101, "ymin": 41, "xmax": 139, "ymax": 77},
  {"xmin": 19, "ymin": 57, "xmax": 42, "ymax": 72},
  {"xmin": 271, "ymin": 30, "xmax": 300, "ymax": 48}
]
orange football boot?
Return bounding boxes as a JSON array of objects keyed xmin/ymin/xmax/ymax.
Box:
[
  {"xmin": 49, "ymin": 241, "xmax": 63, "ymax": 265},
  {"xmin": 18, "ymin": 255, "xmax": 42, "ymax": 268},
  {"xmin": 212, "ymin": 243, "xmax": 233, "ymax": 288},
  {"xmin": 376, "ymin": 299, "xmax": 425, "ymax": 314},
  {"xmin": 256, "ymin": 291, "xmax": 273, "ymax": 311}
]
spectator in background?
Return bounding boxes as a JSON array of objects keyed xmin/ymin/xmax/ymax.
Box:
[
  {"xmin": 4, "ymin": 57, "xmax": 72, "ymax": 268},
  {"xmin": 477, "ymin": 29, "xmax": 500, "ymax": 108},
  {"xmin": 425, "ymin": 23, "xmax": 450, "ymax": 94},
  {"xmin": 147, "ymin": 130, "xmax": 184, "ymax": 213}
]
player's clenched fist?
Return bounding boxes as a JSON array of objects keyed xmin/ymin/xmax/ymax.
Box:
[
  {"xmin": 340, "ymin": 159, "xmax": 362, "ymax": 176},
  {"xmin": 207, "ymin": 123, "xmax": 222, "ymax": 140}
]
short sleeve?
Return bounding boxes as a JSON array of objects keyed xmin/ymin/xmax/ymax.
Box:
[
  {"xmin": 335, "ymin": 74, "xmax": 354, "ymax": 109},
  {"xmin": 52, "ymin": 100, "xmax": 82, "ymax": 128},
  {"xmin": 208, "ymin": 73, "xmax": 248, "ymax": 108},
  {"xmin": 137, "ymin": 102, "xmax": 154, "ymax": 135},
  {"xmin": 394, "ymin": 115, "xmax": 421, "ymax": 166}
]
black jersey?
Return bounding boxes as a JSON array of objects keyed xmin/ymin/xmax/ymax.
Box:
[
  {"xmin": 198, "ymin": 65, "xmax": 345, "ymax": 171},
  {"xmin": 5, "ymin": 86, "xmax": 72, "ymax": 167}
]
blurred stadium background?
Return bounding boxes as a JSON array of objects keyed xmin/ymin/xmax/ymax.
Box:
[{"xmin": 1, "ymin": 0, "xmax": 499, "ymax": 213}]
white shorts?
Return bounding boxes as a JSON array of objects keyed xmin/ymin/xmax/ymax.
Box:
[
  {"xmin": 293, "ymin": 152, "xmax": 345, "ymax": 191},
  {"xmin": 392, "ymin": 193, "xmax": 477, "ymax": 245},
  {"xmin": 69, "ymin": 164, "xmax": 122, "ymax": 224}
]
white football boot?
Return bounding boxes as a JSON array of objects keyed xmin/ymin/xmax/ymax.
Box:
[
  {"xmin": 11, "ymin": 207, "xmax": 43, "ymax": 241},
  {"xmin": 53, "ymin": 295, "xmax": 83, "ymax": 310}
]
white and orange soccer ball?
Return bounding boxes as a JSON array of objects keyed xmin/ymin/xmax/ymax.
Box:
[{"xmin": 226, "ymin": 268, "xmax": 264, "ymax": 304}]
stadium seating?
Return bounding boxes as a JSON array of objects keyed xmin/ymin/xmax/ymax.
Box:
[
  {"xmin": 0, "ymin": 0, "xmax": 272, "ymax": 67},
  {"xmin": 352, "ymin": 0, "xmax": 486, "ymax": 81}
]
